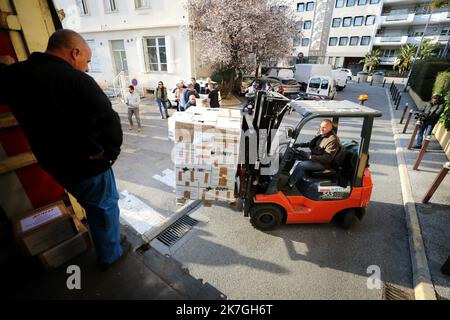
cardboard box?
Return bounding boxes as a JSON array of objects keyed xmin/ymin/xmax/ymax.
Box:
[
  {"xmin": 176, "ymin": 186, "xmax": 200, "ymax": 200},
  {"xmin": 200, "ymin": 187, "xmax": 235, "ymax": 202},
  {"xmin": 14, "ymin": 201, "xmax": 78, "ymax": 256},
  {"xmin": 38, "ymin": 224, "xmax": 91, "ymax": 271},
  {"xmin": 211, "ymin": 165, "xmax": 236, "ymax": 189},
  {"xmin": 176, "ymin": 166, "xmax": 212, "ymax": 188},
  {"xmin": 168, "ymin": 112, "xmax": 193, "ymax": 141},
  {"xmin": 219, "ymin": 108, "xmax": 241, "ymax": 119}
]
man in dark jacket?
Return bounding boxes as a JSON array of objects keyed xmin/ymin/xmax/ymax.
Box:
[
  {"xmin": 287, "ymin": 119, "xmax": 340, "ymax": 187},
  {"xmin": 0, "ymin": 29, "xmax": 125, "ymax": 269},
  {"xmin": 413, "ymin": 94, "xmax": 445, "ymax": 148}
]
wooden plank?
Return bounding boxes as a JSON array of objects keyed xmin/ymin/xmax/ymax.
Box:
[
  {"xmin": 0, "ymin": 151, "xmax": 37, "ymax": 175},
  {"xmin": 0, "ymin": 112, "xmax": 19, "ymax": 129}
]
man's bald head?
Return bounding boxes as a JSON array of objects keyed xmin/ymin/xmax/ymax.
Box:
[{"xmin": 46, "ymin": 29, "xmax": 92, "ymax": 72}]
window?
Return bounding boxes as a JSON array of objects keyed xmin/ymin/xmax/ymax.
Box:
[
  {"xmin": 328, "ymin": 56, "xmax": 333, "ymax": 65},
  {"xmin": 306, "ymin": 2, "xmax": 314, "ymax": 11},
  {"xmin": 295, "ymin": 21, "xmax": 303, "ymax": 30},
  {"xmin": 135, "ymin": 0, "xmax": 150, "ymax": 9},
  {"xmin": 302, "ymin": 38, "xmax": 310, "ymax": 46},
  {"xmin": 382, "ymin": 49, "xmax": 396, "ymax": 57},
  {"xmin": 339, "ymin": 37, "xmax": 348, "ymax": 46},
  {"xmin": 309, "ymin": 78, "xmax": 321, "ymax": 89},
  {"xmin": 329, "ymin": 37, "xmax": 338, "ymax": 46},
  {"xmin": 350, "ymin": 36, "xmax": 359, "ymax": 46},
  {"xmin": 332, "ymin": 18, "xmax": 341, "ymax": 27},
  {"xmin": 111, "ymin": 40, "xmax": 128, "ymax": 73},
  {"xmin": 335, "ymin": 57, "xmax": 341, "ymax": 67},
  {"xmin": 335, "ymin": 0, "xmax": 344, "ymax": 8},
  {"xmin": 293, "ymin": 37, "xmax": 302, "ymax": 47},
  {"xmin": 366, "ymin": 15, "xmax": 375, "ymax": 25},
  {"xmin": 354, "ymin": 16, "xmax": 363, "ymax": 26},
  {"xmin": 370, "ymin": 0, "xmax": 380, "ymax": 3},
  {"xmin": 304, "ymin": 20, "xmax": 312, "ymax": 29},
  {"xmin": 441, "ymin": 28, "xmax": 450, "ymax": 36},
  {"xmin": 297, "ymin": 3, "xmax": 305, "ymax": 12},
  {"xmin": 347, "ymin": 0, "xmax": 356, "ymax": 6},
  {"xmin": 414, "ymin": 31, "xmax": 424, "ymax": 37},
  {"xmin": 343, "ymin": 17, "xmax": 352, "ymax": 27},
  {"xmin": 144, "ymin": 37, "xmax": 167, "ymax": 72},
  {"xmin": 104, "ymin": 0, "xmax": 117, "ymax": 13},
  {"xmin": 76, "ymin": 0, "xmax": 89, "ymax": 15},
  {"xmin": 321, "ymin": 79, "xmax": 329, "ymax": 90},
  {"xmin": 360, "ymin": 36, "xmax": 371, "ymax": 45},
  {"xmin": 86, "ymin": 40, "xmax": 100, "ymax": 72},
  {"xmin": 358, "ymin": 0, "xmax": 367, "ymax": 5}
]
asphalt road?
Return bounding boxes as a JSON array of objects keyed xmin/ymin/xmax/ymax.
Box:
[{"xmin": 113, "ymin": 85, "xmax": 413, "ymax": 299}]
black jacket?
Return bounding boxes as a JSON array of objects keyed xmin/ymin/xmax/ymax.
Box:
[
  {"xmin": 419, "ymin": 101, "xmax": 444, "ymax": 125},
  {"xmin": 0, "ymin": 52, "xmax": 122, "ymax": 181}
]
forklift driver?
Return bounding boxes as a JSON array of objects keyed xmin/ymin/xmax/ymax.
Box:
[{"xmin": 287, "ymin": 119, "xmax": 340, "ymax": 188}]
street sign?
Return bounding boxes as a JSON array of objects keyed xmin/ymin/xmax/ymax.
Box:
[{"xmin": 132, "ymin": 78, "xmax": 138, "ymax": 86}]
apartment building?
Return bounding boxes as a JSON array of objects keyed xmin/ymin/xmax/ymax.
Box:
[
  {"xmin": 54, "ymin": 0, "xmax": 192, "ymax": 93},
  {"xmin": 292, "ymin": 0, "xmax": 450, "ymax": 74},
  {"xmin": 374, "ymin": 0, "xmax": 450, "ymax": 68}
]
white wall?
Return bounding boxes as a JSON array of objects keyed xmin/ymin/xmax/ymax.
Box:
[{"xmin": 54, "ymin": 0, "xmax": 192, "ymax": 90}]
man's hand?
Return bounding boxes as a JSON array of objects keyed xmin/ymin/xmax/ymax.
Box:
[
  {"xmin": 89, "ymin": 151, "xmax": 106, "ymax": 161},
  {"xmin": 0, "ymin": 55, "xmax": 14, "ymax": 66}
]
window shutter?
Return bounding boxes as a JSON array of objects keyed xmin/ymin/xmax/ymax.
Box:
[
  {"xmin": 165, "ymin": 35, "xmax": 175, "ymax": 74},
  {"xmin": 136, "ymin": 37, "xmax": 147, "ymax": 73}
]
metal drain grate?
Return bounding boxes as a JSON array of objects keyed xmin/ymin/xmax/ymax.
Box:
[
  {"xmin": 157, "ymin": 215, "xmax": 199, "ymax": 247},
  {"xmin": 383, "ymin": 283, "xmax": 414, "ymax": 300}
]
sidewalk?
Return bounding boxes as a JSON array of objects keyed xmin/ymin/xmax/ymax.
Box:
[{"xmin": 386, "ymin": 83, "xmax": 450, "ymax": 300}]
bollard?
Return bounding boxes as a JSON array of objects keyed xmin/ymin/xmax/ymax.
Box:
[
  {"xmin": 400, "ymin": 103, "xmax": 409, "ymax": 124},
  {"xmin": 422, "ymin": 162, "xmax": 450, "ymax": 203},
  {"xmin": 413, "ymin": 136, "xmax": 432, "ymax": 170},
  {"xmin": 357, "ymin": 77, "xmax": 360, "ymax": 84},
  {"xmin": 382, "ymin": 79, "xmax": 386, "ymax": 88},
  {"xmin": 407, "ymin": 121, "xmax": 421, "ymax": 150},
  {"xmin": 370, "ymin": 78, "xmax": 373, "ymax": 86},
  {"xmin": 402, "ymin": 109, "xmax": 413, "ymax": 133},
  {"xmin": 395, "ymin": 94, "xmax": 402, "ymax": 110},
  {"xmin": 394, "ymin": 88, "xmax": 400, "ymax": 102},
  {"xmin": 390, "ymin": 81, "xmax": 394, "ymax": 93}
]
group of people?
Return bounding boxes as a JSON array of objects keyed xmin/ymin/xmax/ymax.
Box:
[{"xmin": 125, "ymin": 77, "xmax": 221, "ymax": 128}]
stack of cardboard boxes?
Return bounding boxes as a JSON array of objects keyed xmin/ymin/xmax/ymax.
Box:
[
  {"xmin": 13, "ymin": 200, "xmax": 91, "ymax": 271},
  {"xmin": 174, "ymin": 107, "xmax": 242, "ymax": 203}
]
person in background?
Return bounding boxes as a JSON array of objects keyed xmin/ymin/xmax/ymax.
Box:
[
  {"xmin": 155, "ymin": 81, "xmax": 170, "ymax": 119},
  {"xmin": 185, "ymin": 95, "xmax": 197, "ymax": 110},
  {"xmin": 204, "ymin": 77, "xmax": 213, "ymax": 94},
  {"xmin": 124, "ymin": 85, "xmax": 142, "ymax": 131},
  {"xmin": 0, "ymin": 29, "xmax": 126, "ymax": 270},
  {"xmin": 183, "ymin": 83, "xmax": 200, "ymax": 105},
  {"xmin": 413, "ymin": 94, "xmax": 445, "ymax": 149},
  {"xmin": 175, "ymin": 82, "xmax": 187, "ymax": 111},
  {"xmin": 207, "ymin": 83, "xmax": 221, "ymax": 108},
  {"xmin": 191, "ymin": 77, "xmax": 201, "ymax": 94}
]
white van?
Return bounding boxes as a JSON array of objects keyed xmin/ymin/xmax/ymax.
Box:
[
  {"xmin": 331, "ymin": 69, "xmax": 348, "ymax": 91},
  {"xmin": 306, "ymin": 76, "xmax": 336, "ymax": 100}
]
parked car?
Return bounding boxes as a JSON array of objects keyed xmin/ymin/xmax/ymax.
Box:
[
  {"xmin": 265, "ymin": 76, "xmax": 301, "ymax": 98},
  {"xmin": 335, "ymin": 68, "xmax": 353, "ymax": 81}
]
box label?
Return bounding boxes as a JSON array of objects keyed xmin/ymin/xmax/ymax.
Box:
[{"xmin": 20, "ymin": 206, "xmax": 63, "ymax": 233}]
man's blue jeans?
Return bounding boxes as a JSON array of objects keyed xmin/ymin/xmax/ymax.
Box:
[
  {"xmin": 59, "ymin": 168, "xmax": 122, "ymax": 265},
  {"xmin": 415, "ymin": 123, "xmax": 434, "ymax": 147},
  {"xmin": 288, "ymin": 160, "xmax": 325, "ymax": 186}
]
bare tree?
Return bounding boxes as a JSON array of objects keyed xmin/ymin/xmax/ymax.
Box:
[{"xmin": 186, "ymin": 0, "xmax": 297, "ymax": 84}]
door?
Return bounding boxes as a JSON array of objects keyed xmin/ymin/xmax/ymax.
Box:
[{"xmin": 111, "ymin": 40, "xmax": 128, "ymax": 75}]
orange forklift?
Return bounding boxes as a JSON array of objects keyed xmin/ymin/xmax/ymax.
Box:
[{"xmin": 236, "ymin": 91, "xmax": 382, "ymax": 230}]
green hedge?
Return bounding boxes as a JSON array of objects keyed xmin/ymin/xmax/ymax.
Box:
[
  {"xmin": 410, "ymin": 59, "xmax": 450, "ymax": 101},
  {"xmin": 433, "ymin": 71, "xmax": 450, "ymax": 130}
]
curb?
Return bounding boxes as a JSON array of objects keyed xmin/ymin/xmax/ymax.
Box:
[{"xmin": 385, "ymin": 89, "xmax": 437, "ymax": 300}]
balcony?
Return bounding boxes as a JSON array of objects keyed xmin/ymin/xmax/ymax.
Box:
[
  {"xmin": 406, "ymin": 35, "xmax": 450, "ymax": 45},
  {"xmin": 374, "ymin": 35, "xmax": 408, "ymax": 46},
  {"xmin": 413, "ymin": 11, "xmax": 450, "ymax": 25},
  {"xmin": 380, "ymin": 13, "xmax": 415, "ymax": 26},
  {"xmin": 380, "ymin": 57, "xmax": 396, "ymax": 65}
]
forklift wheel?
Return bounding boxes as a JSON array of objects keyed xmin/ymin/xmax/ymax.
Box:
[
  {"xmin": 249, "ymin": 204, "xmax": 283, "ymax": 231},
  {"xmin": 338, "ymin": 209, "xmax": 358, "ymax": 230}
]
